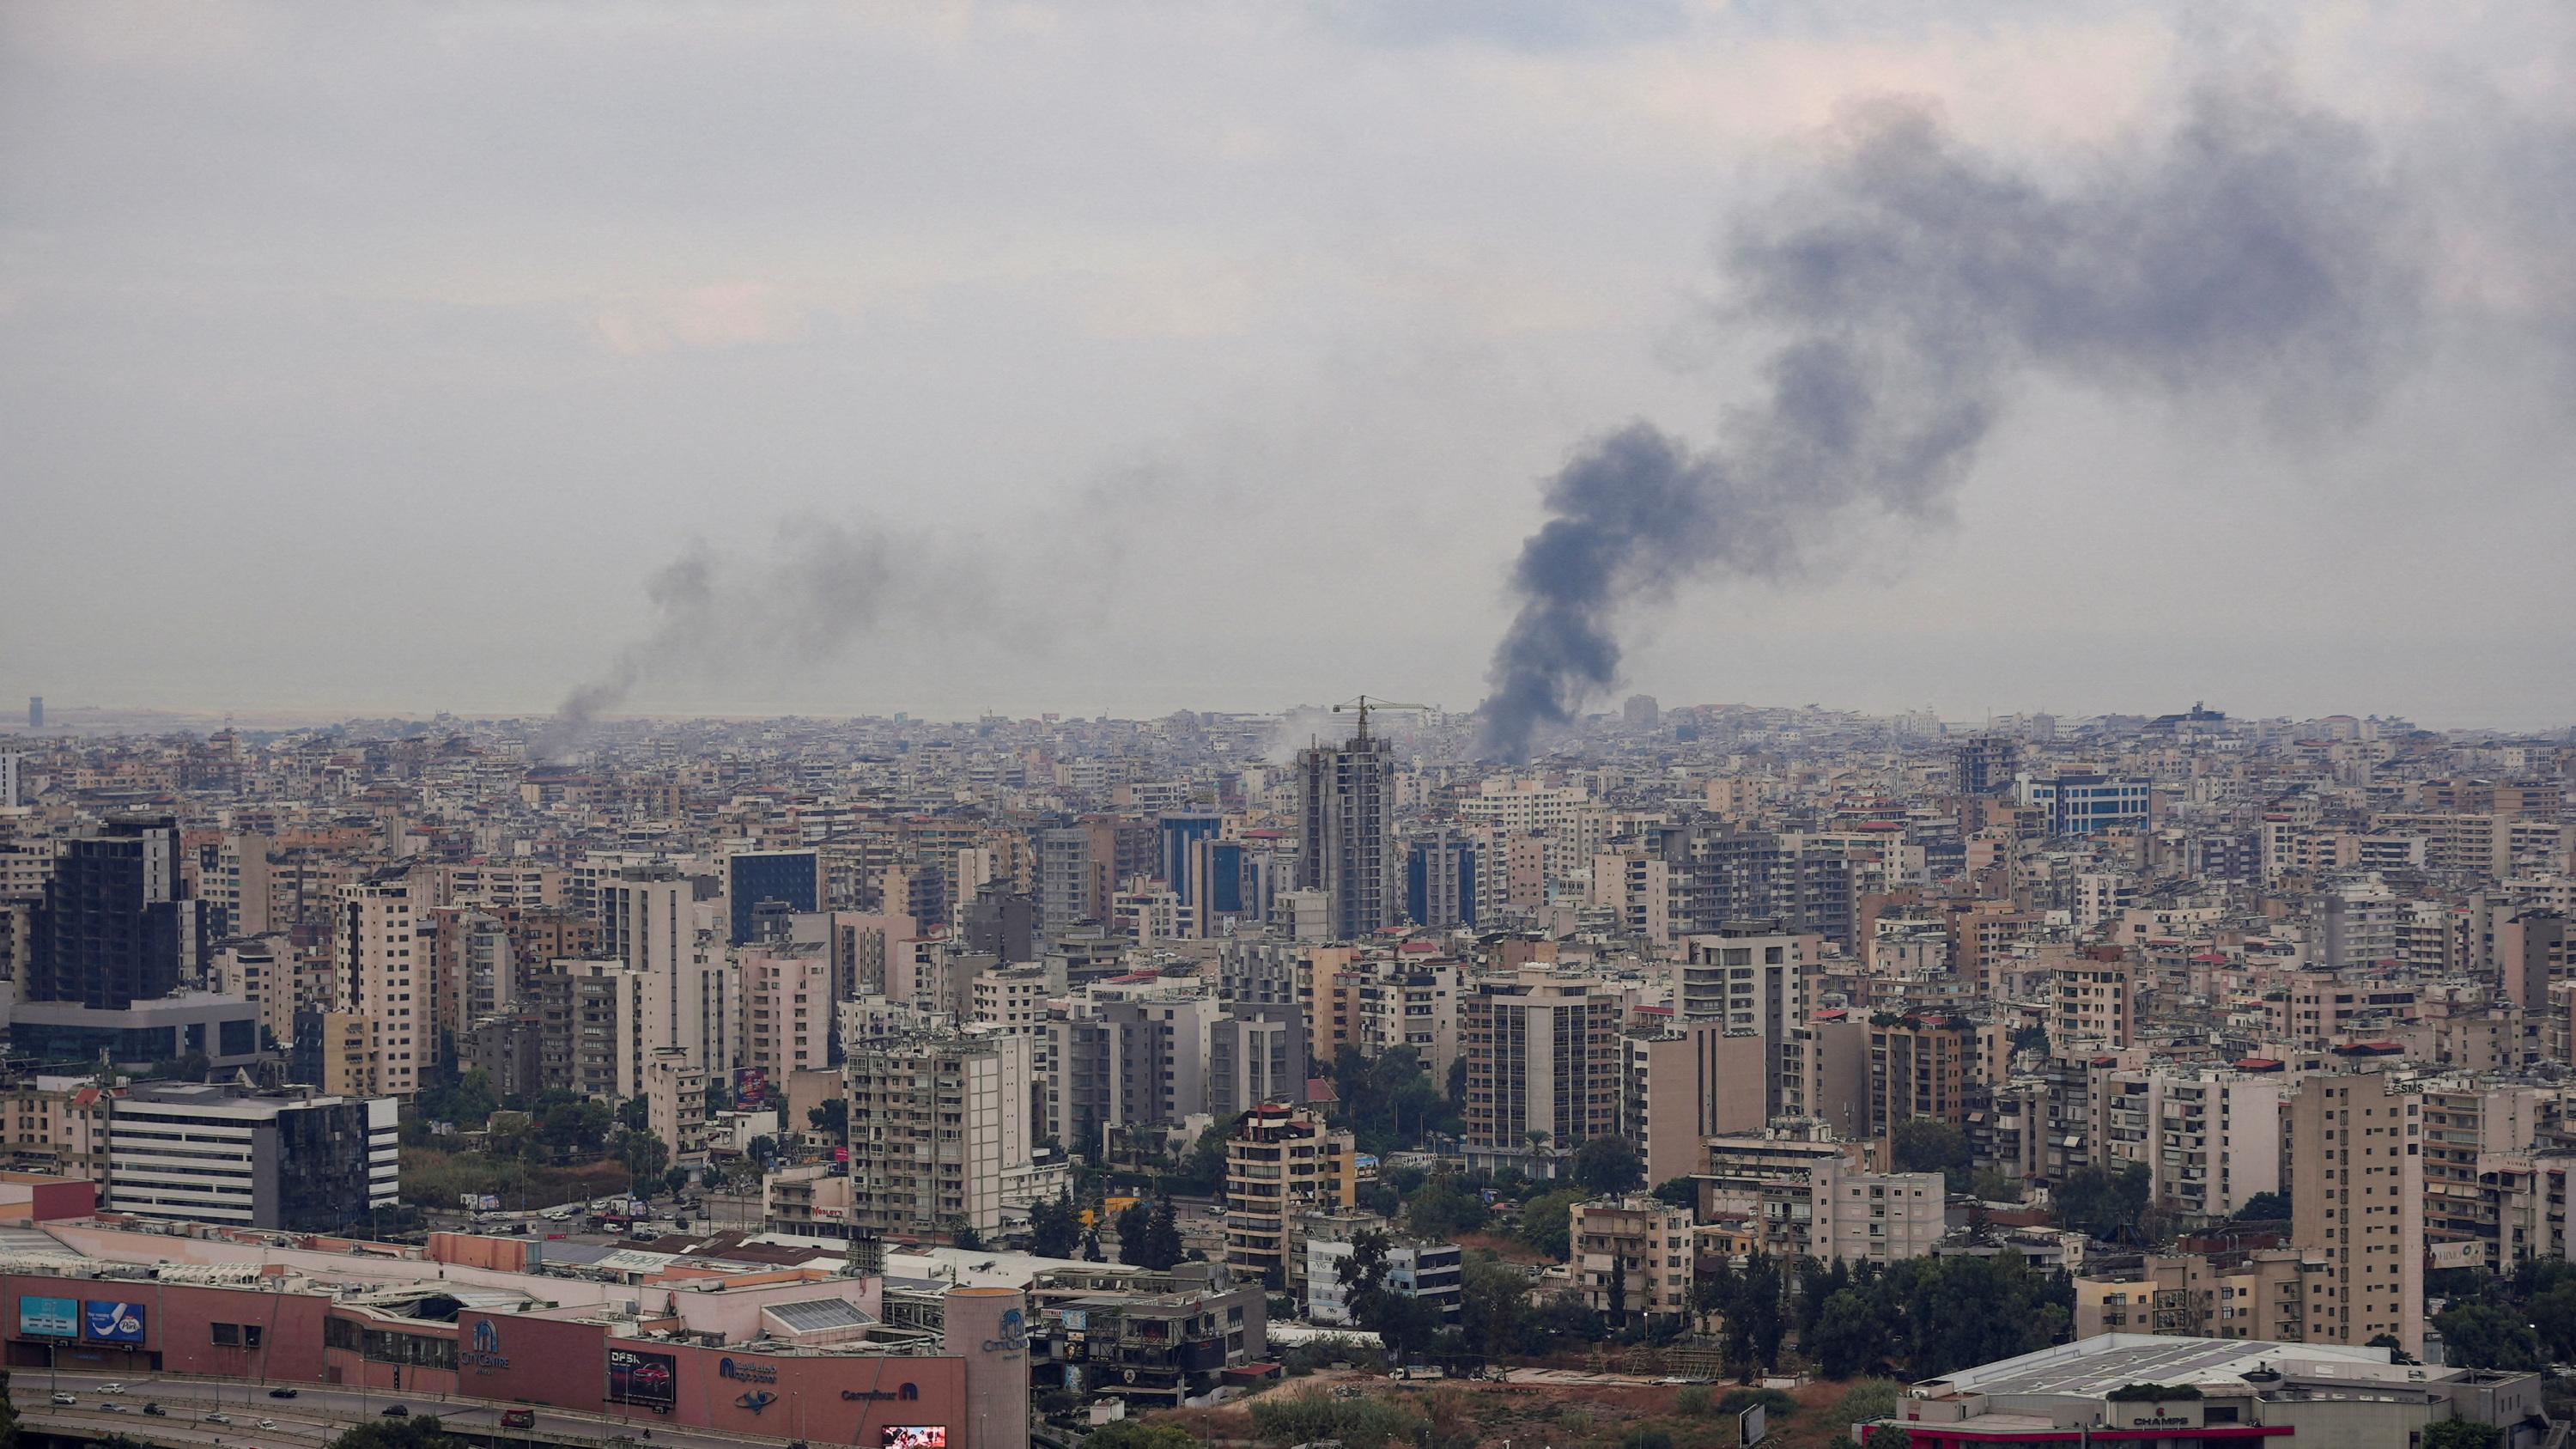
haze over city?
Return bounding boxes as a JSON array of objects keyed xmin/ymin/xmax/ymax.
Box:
[
  {"xmin": 12, "ymin": 10, "xmax": 2576, "ymax": 1449},
  {"xmin": 9, "ymin": 3, "xmax": 2576, "ymax": 731}
]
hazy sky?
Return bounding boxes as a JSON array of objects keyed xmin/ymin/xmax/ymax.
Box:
[{"xmin": 7, "ymin": 2, "xmax": 2575, "ymax": 728}]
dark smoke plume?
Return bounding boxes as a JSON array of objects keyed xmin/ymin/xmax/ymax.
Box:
[
  {"xmin": 1479, "ymin": 78, "xmax": 2424, "ymax": 760},
  {"xmin": 536, "ymin": 517, "xmax": 953, "ymax": 760}
]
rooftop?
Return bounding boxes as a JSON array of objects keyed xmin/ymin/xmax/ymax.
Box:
[{"xmin": 1924, "ymin": 1333, "xmax": 2440, "ymax": 1400}]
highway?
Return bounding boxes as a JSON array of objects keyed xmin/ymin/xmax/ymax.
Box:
[{"xmin": 14, "ymin": 1369, "xmax": 811, "ymax": 1449}]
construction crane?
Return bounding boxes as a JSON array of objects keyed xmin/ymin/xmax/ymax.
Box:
[{"xmin": 1332, "ymin": 695, "xmax": 1435, "ymax": 745}]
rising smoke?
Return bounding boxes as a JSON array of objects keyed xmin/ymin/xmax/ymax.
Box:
[
  {"xmin": 536, "ymin": 517, "xmax": 961, "ymax": 760},
  {"xmin": 1478, "ymin": 76, "xmax": 2427, "ymax": 760}
]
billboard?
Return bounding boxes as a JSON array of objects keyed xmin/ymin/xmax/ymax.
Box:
[
  {"xmin": 884, "ymin": 1429, "xmax": 948, "ymax": 1449},
  {"xmin": 1740, "ymin": 1403, "xmax": 1768, "ymax": 1448},
  {"xmin": 607, "ymin": 1348, "xmax": 677, "ymax": 1412},
  {"xmin": 83, "ymin": 1301, "xmax": 146, "ymax": 1344},
  {"xmin": 17, "ymin": 1296, "xmax": 77, "ymax": 1338},
  {"xmin": 734, "ymin": 1066, "xmax": 769, "ymax": 1109}
]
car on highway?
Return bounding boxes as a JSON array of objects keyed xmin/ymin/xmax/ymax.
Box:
[
  {"xmin": 501, "ymin": 1409, "xmax": 537, "ymax": 1428},
  {"xmin": 382, "ymin": 1404, "xmax": 410, "ymax": 1417},
  {"xmin": 143, "ymin": 1404, "xmax": 167, "ymax": 1417},
  {"xmin": 98, "ymin": 1383, "xmax": 126, "ymax": 1395},
  {"xmin": 204, "ymin": 1411, "xmax": 233, "ymax": 1424},
  {"xmin": 259, "ymin": 1418, "xmax": 278, "ymax": 1429},
  {"xmin": 49, "ymin": 1394, "xmax": 74, "ymax": 1406},
  {"xmin": 101, "ymin": 1403, "xmax": 130, "ymax": 1414},
  {"xmin": 269, "ymin": 1387, "xmax": 300, "ymax": 1398}
]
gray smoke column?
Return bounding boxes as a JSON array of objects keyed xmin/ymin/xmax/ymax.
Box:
[
  {"xmin": 537, "ymin": 517, "xmax": 944, "ymax": 760},
  {"xmin": 1479, "ymin": 77, "xmax": 2424, "ymax": 760}
]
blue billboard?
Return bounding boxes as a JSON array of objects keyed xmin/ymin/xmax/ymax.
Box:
[
  {"xmin": 82, "ymin": 1301, "xmax": 145, "ymax": 1343},
  {"xmin": 18, "ymin": 1296, "xmax": 76, "ymax": 1338}
]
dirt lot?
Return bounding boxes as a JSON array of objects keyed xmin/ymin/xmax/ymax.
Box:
[{"xmin": 1152, "ymin": 1368, "xmax": 1880, "ymax": 1449}]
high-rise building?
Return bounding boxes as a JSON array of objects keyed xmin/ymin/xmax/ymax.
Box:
[
  {"xmin": 2498, "ymin": 910, "xmax": 2567, "ymax": 1013},
  {"xmin": 1297, "ymin": 725, "xmax": 1398, "ymax": 942},
  {"xmin": 1680, "ymin": 923, "xmax": 1810, "ymax": 1118},
  {"xmin": 742, "ymin": 944, "xmax": 831, "ymax": 1081},
  {"xmin": 336, "ymin": 867, "xmax": 426, "ymax": 1097},
  {"xmin": 25, "ymin": 697, "xmax": 39, "ymax": 731},
  {"xmin": 2287, "ymin": 1072, "xmax": 2423, "ymax": 1356},
  {"xmin": 1624, "ymin": 1020, "xmax": 1765, "ymax": 1185},
  {"xmin": 1953, "ymin": 734, "xmax": 2020, "ymax": 796},
  {"xmin": 27, "ymin": 814, "xmax": 198, "ymax": 1009},
  {"xmin": 107, "ymin": 1081, "xmax": 397, "ymax": 1232},
  {"xmin": 0, "ymin": 752, "xmax": 20, "ymax": 808},
  {"xmin": 846, "ymin": 1031, "xmax": 1042, "ymax": 1239},
  {"xmin": 726, "ymin": 849, "xmax": 821, "ymax": 947},
  {"xmin": 602, "ymin": 861, "xmax": 731, "ymax": 1079},
  {"xmin": 1461, "ymin": 972, "xmax": 1623, "ymax": 1176},
  {"xmin": 1405, "ymin": 829, "xmax": 1479, "ymax": 929},
  {"xmin": 1222, "ymin": 1102, "xmax": 1354, "ymax": 1288},
  {"xmin": 1157, "ymin": 812, "xmax": 1224, "ymax": 901}
]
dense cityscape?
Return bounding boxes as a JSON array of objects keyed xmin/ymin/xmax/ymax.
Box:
[
  {"xmin": 0, "ymin": 697, "xmax": 2567, "ymax": 1449},
  {"xmin": 15, "ymin": 3, "xmax": 2576, "ymax": 1449}
]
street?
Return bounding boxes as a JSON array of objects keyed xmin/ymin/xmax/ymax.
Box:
[{"xmin": 18, "ymin": 1368, "xmax": 807, "ymax": 1449}]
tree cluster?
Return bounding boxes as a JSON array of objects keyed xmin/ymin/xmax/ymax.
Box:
[{"xmin": 1794, "ymin": 1251, "xmax": 2073, "ymax": 1380}]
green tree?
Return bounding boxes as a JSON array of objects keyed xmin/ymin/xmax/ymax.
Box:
[
  {"xmin": 538, "ymin": 1099, "xmax": 613, "ymax": 1160},
  {"xmin": 618, "ymin": 1131, "xmax": 670, "ymax": 1185},
  {"xmin": 1650, "ymin": 1175, "xmax": 1698, "ymax": 1209},
  {"xmin": 2050, "ymin": 1163, "xmax": 2154, "ymax": 1242},
  {"xmin": 1081, "ymin": 1222, "xmax": 1106, "ymax": 1262},
  {"xmin": 616, "ymin": 1095, "xmax": 650, "ymax": 1131},
  {"xmin": 1172, "ymin": 1116, "xmax": 1236, "ymax": 1196},
  {"xmin": 1891, "ymin": 1119, "xmax": 1971, "ymax": 1191},
  {"xmin": 2434, "ymin": 1303, "xmax": 2543, "ymax": 1372},
  {"xmin": 2233, "ymin": 1191, "xmax": 2292, "ymax": 1221},
  {"xmin": 705, "ymin": 1077, "xmax": 732, "ymax": 1115},
  {"xmin": 2423, "ymin": 1422, "xmax": 2502, "ymax": 1449},
  {"xmin": 1571, "ymin": 1135, "xmax": 1646, "ymax": 1196},
  {"xmin": 1970, "ymin": 1168, "xmax": 2024, "ymax": 1202},
  {"xmin": 661, "ymin": 1166, "xmax": 692, "ymax": 1199},
  {"xmin": 1808, "ymin": 1288, "xmax": 1886, "ymax": 1378},
  {"xmin": 1461, "ymin": 1251, "xmax": 1534, "ymax": 1355},
  {"xmin": 809, "ymin": 1098, "xmax": 848, "ymax": 1139},
  {"xmin": 324, "ymin": 1416, "xmax": 470, "ymax": 1449},
  {"xmin": 1139, "ymin": 1195, "xmax": 1186, "ymax": 1269},
  {"xmin": 1517, "ymin": 1186, "xmax": 1587, "ymax": 1260},
  {"xmin": 1028, "ymin": 1191, "xmax": 1082, "ymax": 1259},
  {"xmin": 1405, "ymin": 1172, "xmax": 1491, "ymax": 1236},
  {"xmin": 954, "ymin": 1221, "xmax": 985, "ymax": 1250}
]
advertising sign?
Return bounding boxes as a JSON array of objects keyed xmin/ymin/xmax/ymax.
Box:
[
  {"xmin": 17, "ymin": 1297, "xmax": 77, "ymax": 1338},
  {"xmin": 83, "ymin": 1301, "xmax": 145, "ymax": 1344},
  {"xmin": 607, "ymin": 1348, "xmax": 677, "ymax": 1412},
  {"xmin": 1740, "ymin": 1403, "xmax": 1768, "ymax": 1448},
  {"xmin": 884, "ymin": 1429, "xmax": 948, "ymax": 1449},
  {"xmin": 734, "ymin": 1066, "xmax": 769, "ymax": 1108}
]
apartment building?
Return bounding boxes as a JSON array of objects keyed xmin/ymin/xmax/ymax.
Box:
[
  {"xmin": 2075, "ymin": 1248, "xmax": 2321, "ymax": 1342},
  {"xmin": 2093, "ymin": 1067, "xmax": 2286, "ymax": 1220},
  {"xmin": 2287, "ymin": 1072, "xmax": 2423, "ymax": 1355},
  {"xmin": 336, "ymin": 868, "xmax": 424, "ymax": 1097},
  {"xmin": 1222, "ymin": 1102, "xmax": 1354, "ymax": 1288},
  {"xmin": 1571, "ymin": 1196, "xmax": 1697, "ymax": 1322},
  {"xmin": 1808, "ymin": 1160, "xmax": 1945, "ymax": 1265},
  {"xmin": 1623, "ymin": 1020, "xmax": 1765, "ymax": 1186},
  {"xmin": 2418, "ymin": 1080, "xmax": 2550, "ymax": 1266},
  {"xmin": 743, "ymin": 944, "xmax": 832, "ymax": 1081},
  {"xmin": 846, "ymin": 1031, "xmax": 1047, "ymax": 1239},
  {"xmin": 0, "ymin": 1077, "xmax": 113, "ymax": 1181},
  {"xmin": 1868, "ymin": 1015, "xmax": 1971, "ymax": 1133},
  {"xmin": 1461, "ymin": 972, "xmax": 1623, "ymax": 1176},
  {"xmin": 2052, "ymin": 957, "xmax": 2136, "ymax": 1048}
]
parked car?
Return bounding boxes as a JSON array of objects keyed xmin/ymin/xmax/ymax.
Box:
[
  {"xmin": 269, "ymin": 1388, "xmax": 300, "ymax": 1398},
  {"xmin": 382, "ymin": 1405, "xmax": 410, "ymax": 1418},
  {"xmin": 501, "ymin": 1409, "xmax": 537, "ymax": 1428}
]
